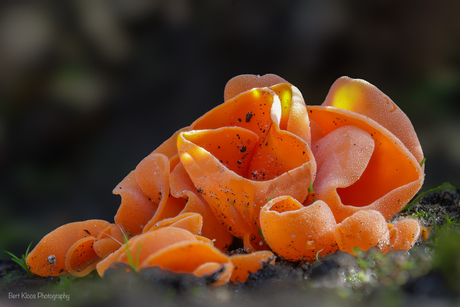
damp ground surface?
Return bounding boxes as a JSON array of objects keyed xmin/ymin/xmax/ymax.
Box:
[{"xmin": 1, "ymin": 185, "xmax": 460, "ymax": 307}]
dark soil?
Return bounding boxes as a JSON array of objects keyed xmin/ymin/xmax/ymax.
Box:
[{"xmin": 2, "ymin": 186, "xmax": 460, "ymax": 307}]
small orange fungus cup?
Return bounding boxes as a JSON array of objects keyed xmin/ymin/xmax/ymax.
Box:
[
  {"xmin": 260, "ymin": 197, "xmax": 338, "ymax": 262},
  {"xmin": 27, "ymin": 220, "xmax": 110, "ymax": 277},
  {"xmin": 179, "ymin": 84, "xmax": 316, "ymax": 238},
  {"xmin": 384, "ymin": 219, "xmax": 421, "ymax": 253},
  {"xmin": 335, "ymin": 210, "xmax": 390, "ymax": 255},
  {"xmin": 26, "ymin": 74, "xmax": 425, "ymax": 282}
]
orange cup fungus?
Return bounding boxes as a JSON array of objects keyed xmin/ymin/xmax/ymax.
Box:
[{"xmin": 27, "ymin": 74, "xmax": 425, "ymax": 283}]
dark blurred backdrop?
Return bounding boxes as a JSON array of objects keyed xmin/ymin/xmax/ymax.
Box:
[{"xmin": 1, "ymin": 0, "xmax": 460, "ymax": 256}]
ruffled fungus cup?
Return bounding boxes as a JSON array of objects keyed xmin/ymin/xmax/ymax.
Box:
[{"xmin": 26, "ymin": 74, "xmax": 425, "ymax": 283}]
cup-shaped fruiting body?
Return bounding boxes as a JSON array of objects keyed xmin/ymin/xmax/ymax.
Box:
[
  {"xmin": 384, "ymin": 219, "xmax": 421, "ymax": 253},
  {"xmin": 114, "ymin": 150, "xmax": 233, "ymax": 251},
  {"xmin": 178, "ymin": 86, "xmax": 316, "ymax": 238},
  {"xmin": 96, "ymin": 226, "xmax": 228, "ymax": 280},
  {"xmin": 307, "ymin": 76, "xmax": 424, "ymax": 224},
  {"xmin": 308, "ymin": 105, "xmax": 424, "ymax": 223},
  {"xmin": 260, "ymin": 197, "xmax": 337, "ymax": 262},
  {"xmin": 224, "ymin": 75, "xmax": 311, "ymax": 145},
  {"xmin": 27, "ymin": 74, "xmax": 426, "ymax": 283},
  {"xmin": 229, "ymin": 251, "xmax": 275, "ymax": 283},
  {"xmin": 27, "ymin": 220, "xmax": 110, "ymax": 276},
  {"xmin": 335, "ymin": 210, "xmax": 390, "ymax": 254},
  {"xmin": 322, "ymin": 76, "xmax": 423, "ymax": 164}
]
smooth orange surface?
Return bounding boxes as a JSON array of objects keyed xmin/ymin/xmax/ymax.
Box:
[
  {"xmin": 144, "ymin": 212, "xmax": 203, "ymax": 235},
  {"xmin": 229, "ymin": 251, "xmax": 275, "ymax": 283},
  {"xmin": 308, "ymin": 106, "xmax": 424, "ymax": 222},
  {"xmin": 27, "ymin": 220, "xmax": 110, "ymax": 276},
  {"xmin": 224, "ymin": 75, "xmax": 310, "ymax": 145},
  {"xmin": 141, "ymin": 241, "xmax": 233, "ymax": 284},
  {"xmin": 269, "ymin": 83, "xmax": 311, "ymax": 145},
  {"xmin": 322, "ymin": 76, "xmax": 423, "ymax": 164},
  {"xmin": 335, "ymin": 210, "xmax": 390, "ymax": 254},
  {"xmin": 169, "ymin": 162, "xmax": 234, "ymax": 251},
  {"xmin": 96, "ymin": 227, "xmax": 199, "ymax": 277},
  {"xmin": 119, "ymin": 227, "xmax": 198, "ymax": 265},
  {"xmin": 260, "ymin": 197, "xmax": 338, "ymax": 262},
  {"xmin": 178, "ymin": 128, "xmax": 315, "ymax": 238},
  {"xmin": 113, "ymin": 171, "xmax": 160, "ymax": 236}
]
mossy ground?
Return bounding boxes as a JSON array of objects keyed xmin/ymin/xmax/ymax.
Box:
[{"xmin": 1, "ymin": 186, "xmax": 460, "ymax": 307}]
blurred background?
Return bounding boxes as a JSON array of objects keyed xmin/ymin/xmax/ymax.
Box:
[{"xmin": 1, "ymin": 0, "xmax": 460, "ymax": 256}]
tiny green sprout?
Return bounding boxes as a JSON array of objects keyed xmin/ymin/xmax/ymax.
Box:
[
  {"xmin": 3, "ymin": 242, "xmax": 34, "ymax": 276},
  {"xmin": 445, "ymin": 216, "xmax": 460, "ymax": 227},
  {"xmin": 308, "ymin": 181, "xmax": 316, "ymax": 203},
  {"xmin": 267, "ymin": 190, "xmax": 275, "ymax": 202},
  {"xmin": 315, "ymin": 249, "xmax": 323, "ymax": 262},
  {"xmin": 308, "ymin": 181, "xmax": 314, "ymax": 194},
  {"xmin": 257, "ymin": 225, "xmax": 267, "ymax": 244},
  {"xmin": 352, "ymin": 246, "xmax": 366, "ymax": 258},
  {"xmin": 123, "ymin": 233, "xmax": 143, "ymax": 272},
  {"xmin": 419, "ymin": 157, "xmax": 426, "ymax": 167},
  {"xmin": 55, "ymin": 275, "xmax": 79, "ymax": 292}
]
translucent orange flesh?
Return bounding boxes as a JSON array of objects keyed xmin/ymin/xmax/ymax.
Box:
[
  {"xmin": 224, "ymin": 75, "xmax": 311, "ymax": 145},
  {"xmin": 93, "ymin": 224, "xmax": 124, "ymax": 259},
  {"xmin": 224, "ymin": 73, "xmax": 289, "ymax": 102},
  {"xmin": 229, "ymin": 251, "xmax": 275, "ymax": 283},
  {"xmin": 322, "ymin": 76, "xmax": 424, "ymax": 164},
  {"xmin": 270, "ymin": 83, "xmax": 311, "ymax": 145},
  {"xmin": 66, "ymin": 236, "xmax": 100, "ymax": 277},
  {"xmin": 308, "ymin": 106, "xmax": 424, "ymax": 222},
  {"xmin": 335, "ymin": 210, "xmax": 390, "ymax": 254},
  {"xmin": 26, "ymin": 220, "xmax": 110, "ymax": 276},
  {"xmin": 260, "ymin": 197, "xmax": 338, "ymax": 262}
]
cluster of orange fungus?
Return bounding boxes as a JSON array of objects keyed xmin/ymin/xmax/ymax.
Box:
[{"xmin": 27, "ymin": 74, "xmax": 425, "ymax": 283}]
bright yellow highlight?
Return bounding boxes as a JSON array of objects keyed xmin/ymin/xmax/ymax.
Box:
[
  {"xmin": 332, "ymin": 83, "xmax": 363, "ymax": 111},
  {"xmin": 251, "ymin": 89, "xmax": 261, "ymax": 99}
]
